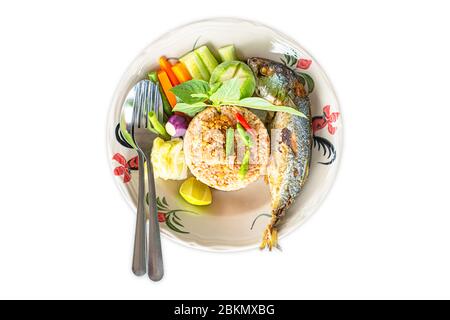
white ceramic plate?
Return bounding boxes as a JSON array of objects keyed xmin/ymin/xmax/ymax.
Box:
[{"xmin": 106, "ymin": 18, "xmax": 342, "ymax": 251}]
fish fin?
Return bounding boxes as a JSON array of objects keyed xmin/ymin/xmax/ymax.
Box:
[
  {"xmin": 259, "ymin": 233, "xmax": 268, "ymax": 250},
  {"xmin": 272, "ymin": 229, "xmax": 278, "ymax": 248},
  {"xmin": 259, "ymin": 225, "xmax": 280, "ymax": 251}
]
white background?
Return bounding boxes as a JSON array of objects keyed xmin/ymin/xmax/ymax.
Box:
[{"xmin": 0, "ymin": 0, "xmax": 449, "ymax": 300}]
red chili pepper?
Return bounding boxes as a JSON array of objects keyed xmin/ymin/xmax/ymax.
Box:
[{"xmin": 236, "ymin": 113, "xmax": 252, "ymax": 131}]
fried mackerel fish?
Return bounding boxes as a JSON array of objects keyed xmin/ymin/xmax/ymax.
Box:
[
  {"xmin": 183, "ymin": 106, "xmax": 270, "ymax": 191},
  {"xmin": 248, "ymin": 57, "xmax": 313, "ymax": 250}
]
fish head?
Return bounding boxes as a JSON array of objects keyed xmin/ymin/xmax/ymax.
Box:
[{"xmin": 247, "ymin": 57, "xmax": 291, "ymax": 105}]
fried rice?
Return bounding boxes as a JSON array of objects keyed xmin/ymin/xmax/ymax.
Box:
[{"xmin": 183, "ymin": 106, "xmax": 270, "ymax": 191}]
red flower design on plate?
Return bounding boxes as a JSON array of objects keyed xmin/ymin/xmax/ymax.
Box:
[
  {"xmin": 312, "ymin": 105, "xmax": 340, "ymax": 135},
  {"xmin": 112, "ymin": 153, "xmax": 138, "ymax": 183},
  {"xmin": 158, "ymin": 213, "xmax": 166, "ymax": 223},
  {"xmin": 297, "ymin": 59, "xmax": 312, "ymax": 70}
]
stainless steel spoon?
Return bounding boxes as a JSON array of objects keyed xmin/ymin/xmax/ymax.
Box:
[{"xmin": 121, "ymin": 85, "xmax": 147, "ymax": 276}]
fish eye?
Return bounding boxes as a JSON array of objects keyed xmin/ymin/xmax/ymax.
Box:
[{"xmin": 260, "ymin": 66, "xmax": 268, "ymax": 75}]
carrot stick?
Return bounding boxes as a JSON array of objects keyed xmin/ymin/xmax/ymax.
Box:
[
  {"xmin": 172, "ymin": 62, "xmax": 192, "ymax": 83},
  {"xmin": 159, "ymin": 56, "xmax": 180, "ymax": 86},
  {"xmin": 157, "ymin": 70, "xmax": 177, "ymax": 107}
]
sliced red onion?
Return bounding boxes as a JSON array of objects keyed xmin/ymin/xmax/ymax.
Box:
[{"xmin": 165, "ymin": 114, "xmax": 188, "ymax": 137}]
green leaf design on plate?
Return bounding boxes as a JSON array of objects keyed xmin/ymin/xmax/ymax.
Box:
[
  {"xmin": 155, "ymin": 197, "xmax": 168, "ymax": 211},
  {"xmin": 280, "ymin": 52, "xmax": 315, "ymax": 94},
  {"xmin": 165, "ymin": 216, "xmax": 188, "ymax": 234},
  {"xmin": 297, "ymin": 72, "xmax": 315, "ymax": 94},
  {"xmin": 171, "ymin": 216, "xmax": 184, "ymax": 228},
  {"xmin": 147, "ymin": 195, "xmax": 198, "ymax": 234},
  {"xmin": 281, "ymin": 53, "xmax": 297, "ymax": 68}
]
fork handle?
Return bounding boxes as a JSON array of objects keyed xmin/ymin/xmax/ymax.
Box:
[
  {"xmin": 145, "ymin": 157, "xmax": 164, "ymax": 281},
  {"xmin": 132, "ymin": 152, "xmax": 146, "ymax": 276}
]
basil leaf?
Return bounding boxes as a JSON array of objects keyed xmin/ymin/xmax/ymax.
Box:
[
  {"xmin": 173, "ymin": 102, "xmax": 207, "ymax": 117},
  {"xmin": 210, "ymin": 78, "xmax": 241, "ymax": 105},
  {"xmin": 191, "ymin": 93, "xmax": 209, "ymax": 99},
  {"xmin": 208, "ymin": 82, "xmax": 222, "ymax": 95},
  {"xmin": 231, "ymin": 97, "xmax": 307, "ymax": 118},
  {"xmin": 170, "ymin": 80, "xmax": 210, "ymax": 104}
]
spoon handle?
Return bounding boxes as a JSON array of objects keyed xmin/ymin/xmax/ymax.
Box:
[
  {"xmin": 132, "ymin": 152, "xmax": 146, "ymax": 276},
  {"xmin": 145, "ymin": 157, "xmax": 164, "ymax": 281}
]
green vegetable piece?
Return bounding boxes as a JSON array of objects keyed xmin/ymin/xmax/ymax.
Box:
[
  {"xmin": 148, "ymin": 111, "xmax": 170, "ymax": 140},
  {"xmin": 119, "ymin": 119, "xmax": 136, "ymax": 149},
  {"xmin": 148, "ymin": 71, "xmax": 158, "ymax": 83},
  {"xmin": 209, "ymin": 61, "xmax": 255, "ymax": 99},
  {"xmin": 234, "ymin": 97, "xmax": 307, "ymax": 118},
  {"xmin": 225, "ymin": 128, "xmax": 235, "ymax": 157},
  {"xmin": 173, "ymin": 102, "xmax": 208, "ymax": 117},
  {"xmin": 211, "ymin": 62, "xmax": 239, "ymax": 83},
  {"xmin": 236, "ymin": 123, "xmax": 252, "ymax": 147},
  {"xmin": 180, "ymin": 51, "xmax": 210, "ymax": 81},
  {"xmin": 209, "ymin": 78, "xmax": 241, "ymax": 105},
  {"xmin": 170, "ymin": 80, "xmax": 210, "ymax": 104},
  {"xmin": 239, "ymin": 150, "xmax": 251, "ymax": 180},
  {"xmin": 208, "ymin": 82, "xmax": 222, "ymax": 95},
  {"xmin": 218, "ymin": 45, "xmax": 237, "ymax": 62},
  {"xmin": 148, "ymin": 71, "xmax": 173, "ymax": 117},
  {"xmin": 194, "ymin": 45, "xmax": 219, "ymax": 74}
]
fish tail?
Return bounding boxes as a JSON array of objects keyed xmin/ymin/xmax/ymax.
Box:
[{"xmin": 259, "ymin": 216, "xmax": 279, "ymax": 250}]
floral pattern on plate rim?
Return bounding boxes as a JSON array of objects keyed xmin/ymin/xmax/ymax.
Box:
[
  {"xmin": 147, "ymin": 195, "xmax": 197, "ymax": 234},
  {"xmin": 280, "ymin": 52, "xmax": 340, "ymax": 166}
]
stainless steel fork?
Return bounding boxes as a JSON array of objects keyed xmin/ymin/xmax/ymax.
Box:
[{"xmin": 132, "ymin": 80, "xmax": 164, "ymax": 282}]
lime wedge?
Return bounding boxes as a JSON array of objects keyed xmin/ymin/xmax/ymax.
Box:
[{"xmin": 179, "ymin": 177, "xmax": 212, "ymax": 206}]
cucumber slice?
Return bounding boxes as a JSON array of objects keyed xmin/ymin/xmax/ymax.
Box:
[
  {"xmin": 218, "ymin": 45, "xmax": 237, "ymax": 62},
  {"xmin": 180, "ymin": 51, "xmax": 210, "ymax": 81},
  {"xmin": 225, "ymin": 128, "xmax": 235, "ymax": 157},
  {"xmin": 239, "ymin": 150, "xmax": 251, "ymax": 180},
  {"xmin": 194, "ymin": 46, "xmax": 218, "ymax": 74}
]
